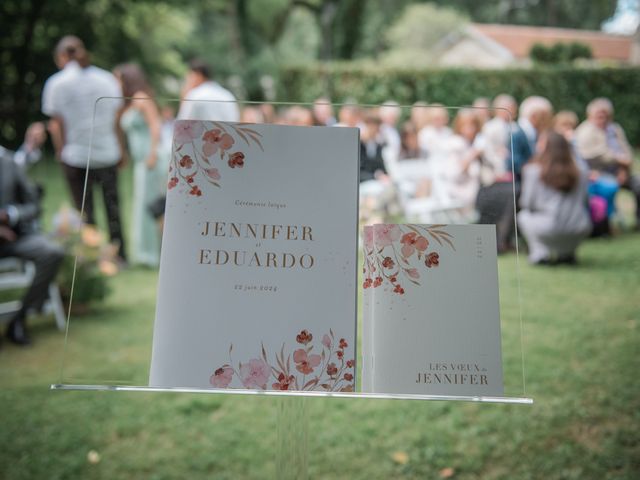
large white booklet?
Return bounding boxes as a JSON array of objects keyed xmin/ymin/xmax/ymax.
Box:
[
  {"xmin": 362, "ymin": 224, "xmax": 503, "ymax": 396},
  {"xmin": 149, "ymin": 120, "xmax": 359, "ymax": 392}
]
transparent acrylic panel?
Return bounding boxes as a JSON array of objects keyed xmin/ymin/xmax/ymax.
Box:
[{"xmin": 52, "ymin": 98, "xmax": 531, "ymax": 404}]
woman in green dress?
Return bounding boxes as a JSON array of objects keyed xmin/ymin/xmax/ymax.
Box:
[{"xmin": 114, "ymin": 63, "xmax": 167, "ymax": 266}]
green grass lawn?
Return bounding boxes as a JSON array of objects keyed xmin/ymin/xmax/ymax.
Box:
[{"xmin": 0, "ymin": 159, "xmax": 639, "ymax": 479}]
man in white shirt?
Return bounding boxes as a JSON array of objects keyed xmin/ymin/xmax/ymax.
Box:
[
  {"xmin": 177, "ymin": 59, "xmax": 240, "ymax": 122},
  {"xmin": 41, "ymin": 36, "xmax": 127, "ymax": 260}
]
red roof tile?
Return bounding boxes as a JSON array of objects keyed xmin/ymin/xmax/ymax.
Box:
[{"xmin": 472, "ymin": 23, "xmax": 633, "ymax": 61}]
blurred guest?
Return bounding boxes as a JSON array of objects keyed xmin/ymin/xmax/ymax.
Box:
[
  {"xmin": 114, "ymin": 63, "xmax": 166, "ymax": 267},
  {"xmin": 410, "ymin": 102, "xmax": 430, "ymax": 133},
  {"xmin": 282, "ymin": 106, "xmax": 314, "ymax": 127},
  {"xmin": 160, "ymin": 105, "xmax": 175, "ymax": 153},
  {"xmin": 260, "ymin": 103, "xmax": 276, "ymax": 124},
  {"xmin": 518, "ymin": 132, "xmax": 591, "ymax": 265},
  {"xmin": 177, "ymin": 59, "xmax": 239, "ymax": 122},
  {"xmin": 398, "ymin": 121, "xmax": 421, "ymax": 160},
  {"xmin": 481, "ymin": 94, "xmax": 516, "ymax": 185},
  {"xmin": 418, "ymin": 104, "xmax": 452, "ymax": 159},
  {"xmin": 312, "ymin": 97, "xmax": 336, "ymax": 126},
  {"xmin": 379, "ymin": 101, "xmax": 402, "ymax": 157},
  {"xmin": 0, "ymin": 146, "xmax": 64, "ymax": 345},
  {"xmin": 439, "ymin": 109, "xmax": 482, "ymax": 214},
  {"xmin": 477, "ymin": 95, "xmax": 519, "ymax": 253},
  {"xmin": 575, "ymin": 98, "xmax": 640, "ymax": 227},
  {"xmin": 359, "ymin": 112, "xmax": 395, "ymax": 224},
  {"xmin": 513, "ymin": 96, "xmax": 553, "ymax": 180},
  {"xmin": 472, "ymin": 97, "xmax": 492, "ymax": 125},
  {"xmin": 13, "ymin": 122, "xmax": 47, "ymax": 170},
  {"xmin": 336, "ymin": 101, "xmax": 362, "ymax": 128},
  {"xmin": 240, "ymin": 106, "xmax": 265, "ymax": 124},
  {"xmin": 359, "ymin": 113, "xmax": 386, "ymax": 182},
  {"xmin": 553, "ymin": 110, "xmax": 579, "ymax": 143},
  {"xmin": 41, "ymin": 35, "xmax": 127, "ymax": 261},
  {"xmin": 553, "ymin": 109, "xmax": 618, "ymax": 236}
]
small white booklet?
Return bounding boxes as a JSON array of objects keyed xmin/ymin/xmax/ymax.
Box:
[
  {"xmin": 362, "ymin": 224, "xmax": 503, "ymax": 396},
  {"xmin": 149, "ymin": 120, "xmax": 359, "ymax": 392}
]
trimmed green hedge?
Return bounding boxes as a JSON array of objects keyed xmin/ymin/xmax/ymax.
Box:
[{"xmin": 279, "ymin": 64, "xmax": 640, "ymax": 145}]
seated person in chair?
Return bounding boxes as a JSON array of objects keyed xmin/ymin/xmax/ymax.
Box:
[{"xmin": 0, "ymin": 138, "xmax": 64, "ymax": 346}]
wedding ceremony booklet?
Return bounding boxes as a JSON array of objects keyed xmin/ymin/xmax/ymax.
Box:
[
  {"xmin": 362, "ymin": 224, "xmax": 503, "ymax": 396},
  {"xmin": 149, "ymin": 120, "xmax": 359, "ymax": 392}
]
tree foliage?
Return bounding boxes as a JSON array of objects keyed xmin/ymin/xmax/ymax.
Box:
[
  {"xmin": 381, "ymin": 3, "xmax": 469, "ymax": 66},
  {"xmin": 0, "ymin": 0, "xmax": 622, "ymax": 148}
]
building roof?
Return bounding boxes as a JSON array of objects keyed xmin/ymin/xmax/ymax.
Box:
[{"xmin": 471, "ymin": 23, "xmax": 633, "ymax": 61}]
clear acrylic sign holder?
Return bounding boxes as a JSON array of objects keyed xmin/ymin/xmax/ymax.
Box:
[{"xmin": 50, "ymin": 98, "xmax": 531, "ymax": 477}]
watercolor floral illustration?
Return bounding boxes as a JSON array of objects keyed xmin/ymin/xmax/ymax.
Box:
[
  {"xmin": 168, "ymin": 120, "xmax": 263, "ymax": 195},
  {"xmin": 363, "ymin": 224, "xmax": 455, "ymax": 295},
  {"xmin": 210, "ymin": 329, "xmax": 355, "ymax": 392}
]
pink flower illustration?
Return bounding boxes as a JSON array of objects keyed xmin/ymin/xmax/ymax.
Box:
[
  {"xmin": 400, "ymin": 232, "xmax": 429, "ymax": 258},
  {"xmin": 296, "ymin": 329, "xmax": 313, "ymax": 345},
  {"xmin": 228, "ymin": 152, "xmax": 245, "ymax": 168},
  {"xmin": 362, "ymin": 224, "xmax": 454, "ymax": 296},
  {"xmin": 204, "ymin": 168, "xmax": 221, "ymax": 181},
  {"xmin": 272, "ymin": 372, "xmax": 296, "ymax": 390},
  {"xmin": 239, "ymin": 358, "xmax": 270, "ymax": 389},
  {"xmin": 425, "ymin": 252, "xmax": 440, "ymax": 268},
  {"xmin": 171, "ymin": 120, "xmax": 263, "ymax": 194},
  {"xmin": 178, "ymin": 155, "xmax": 194, "ymax": 169},
  {"xmin": 406, "ymin": 268, "xmax": 420, "ymax": 279},
  {"xmin": 382, "ymin": 256, "xmax": 395, "ymax": 269},
  {"xmin": 373, "ymin": 224, "xmax": 401, "ymax": 249},
  {"xmin": 293, "ymin": 349, "xmax": 321, "ymax": 375},
  {"xmin": 212, "ymin": 328, "xmax": 353, "ymax": 392},
  {"xmin": 202, "ymin": 129, "xmax": 235, "ymax": 157},
  {"xmin": 174, "ymin": 120, "xmax": 205, "ymax": 145},
  {"xmin": 210, "ymin": 366, "xmax": 234, "ymax": 388}
]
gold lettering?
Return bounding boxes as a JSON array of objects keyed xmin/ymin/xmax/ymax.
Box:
[
  {"xmin": 199, "ymin": 249, "xmax": 211, "ymax": 264},
  {"xmin": 215, "ymin": 250, "xmax": 229, "ymax": 265},
  {"xmin": 480, "ymin": 375, "xmax": 488, "ymax": 385},
  {"xmin": 246, "ymin": 224, "xmax": 257, "ymax": 239},
  {"xmin": 230, "ymin": 223, "xmax": 241, "ymax": 238},
  {"xmin": 271, "ymin": 225, "xmax": 282, "ymax": 239},
  {"xmin": 233, "ymin": 251, "xmax": 246, "ymax": 266},
  {"xmin": 287, "ymin": 226, "xmax": 298, "ymax": 240},
  {"xmin": 282, "ymin": 253, "xmax": 295, "ymax": 268},
  {"xmin": 266, "ymin": 252, "xmax": 277, "ymax": 267},
  {"xmin": 201, "ymin": 222, "xmax": 210, "ymax": 236},
  {"xmin": 302, "ymin": 226, "xmax": 313, "ymax": 241},
  {"xmin": 300, "ymin": 254, "xmax": 314, "ymax": 269},
  {"xmin": 214, "ymin": 222, "xmax": 225, "ymax": 237},
  {"xmin": 249, "ymin": 252, "xmax": 262, "ymax": 267}
]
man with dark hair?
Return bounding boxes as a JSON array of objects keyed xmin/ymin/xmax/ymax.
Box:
[
  {"xmin": 0, "ymin": 146, "xmax": 64, "ymax": 346},
  {"xmin": 41, "ymin": 35, "xmax": 127, "ymax": 261},
  {"xmin": 177, "ymin": 58, "xmax": 239, "ymax": 122}
]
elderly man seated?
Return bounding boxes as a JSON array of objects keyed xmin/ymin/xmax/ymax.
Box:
[
  {"xmin": 575, "ymin": 98, "xmax": 640, "ymax": 229},
  {"xmin": 0, "ymin": 143, "xmax": 64, "ymax": 346}
]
